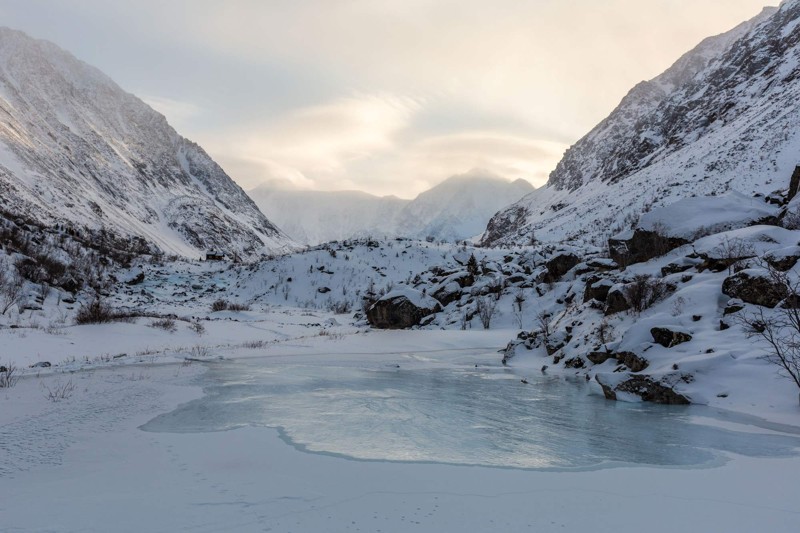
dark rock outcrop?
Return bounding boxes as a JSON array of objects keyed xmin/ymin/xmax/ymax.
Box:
[
  {"xmin": 651, "ymin": 327, "xmax": 693, "ymax": 348},
  {"xmin": 722, "ymin": 270, "xmax": 787, "ymax": 308},
  {"xmin": 583, "ymin": 277, "xmax": 613, "ymax": 303},
  {"xmin": 596, "ymin": 374, "xmax": 691, "ymax": 405},
  {"xmin": 615, "ymin": 351, "xmax": 649, "ymax": 372},
  {"xmin": 544, "ymin": 253, "xmax": 580, "ymax": 283},
  {"xmin": 367, "ymin": 291, "xmax": 442, "ymax": 329},
  {"xmin": 608, "ymin": 229, "xmax": 689, "ymax": 267},
  {"xmin": 604, "ymin": 287, "xmax": 631, "ymax": 315}
]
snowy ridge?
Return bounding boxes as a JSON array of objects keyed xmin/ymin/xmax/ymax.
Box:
[
  {"xmin": 0, "ymin": 28, "xmax": 293, "ymax": 260},
  {"xmin": 249, "ymin": 169, "xmax": 533, "ymax": 245},
  {"xmin": 482, "ymin": 2, "xmax": 800, "ymax": 247}
]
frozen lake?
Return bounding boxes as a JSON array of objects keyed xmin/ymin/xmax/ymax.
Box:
[{"xmin": 143, "ymin": 358, "xmax": 800, "ymax": 470}]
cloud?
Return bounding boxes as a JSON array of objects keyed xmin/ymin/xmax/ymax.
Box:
[
  {"xmin": 139, "ymin": 94, "xmax": 200, "ymax": 128},
  {"xmin": 206, "ymin": 93, "xmax": 421, "ymax": 190}
]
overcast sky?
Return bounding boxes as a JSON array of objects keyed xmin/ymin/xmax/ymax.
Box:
[{"xmin": 0, "ymin": 0, "xmax": 777, "ymax": 198}]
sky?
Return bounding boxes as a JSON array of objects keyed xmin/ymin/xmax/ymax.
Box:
[{"xmin": 0, "ymin": 0, "xmax": 778, "ymax": 198}]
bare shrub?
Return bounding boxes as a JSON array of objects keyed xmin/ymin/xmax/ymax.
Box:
[
  {"xmin": 188, "ymin": 320, "xmax": 206, "ymax": 335},
  {"xmin": 75, "ymin": 298, "xmax": 115, "ymax": 324},
  {"xmin": 149, "ymin": 318, "xmax": 177, "ymax": 332},
  {"xmin": 189, "ymin": 345, "xmax": 211, "ymax": 359},
  {"xmin": 0, "ymin": 362, "xmax": 20, "ymax": 388},
  {"xmin": 738, "ymin": 269, "xmax": 800, "ymax": 391},
  {"xmin": 42, "ymin": 379, "xmax": 76, "ymax": 402},
  {"xmin": 713, "ymin": 237, "xmax": 756, "ymax": 274},
  {"xmin": 227, "ymin": 302, "xmax": 251, "ymax": 312},
  {"xmin": 624, "ymin": 275, "xmax": 669, "ymax": 315},
  {"xmin": 0, "ymin": 265, "xmax": 25, "ymax": 315},
  {"xmin": 476, "ymin": 296, "xmax": 496, "ymax": 329},
  {"xmin": 210, "ymin": 299, "xmax": 229, "ymax": 312}
]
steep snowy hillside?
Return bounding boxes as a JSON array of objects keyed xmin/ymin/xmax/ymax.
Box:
[
  {"xmin": 250, "ymin": 170, "xmax": 533, "ymax": 245},
  {"xmin": 0, "ymin": 28, "xmax": 292, "ymax": 259},
  {"xmin": 482, "ymin": 2, "xmax": 800, "ymax": 247}
]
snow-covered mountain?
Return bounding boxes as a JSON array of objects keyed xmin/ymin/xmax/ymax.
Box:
[
  {"xmin": 0, "ymin": 28, "xmax": 292, "ymax": 260},
  {"xmin": 247, "ymin": 187, "xmax": 407, "ymax": 245},
  {"xmin": 481, "ymin": 2, "xmax": 800, "ymax": 247},
  {"xmin": 249, "ymin": 170, "xmax": 533, "ymax": 245},
  {"xmin": 394, "ymin": 171, "xmax": 534, "ymax": 243}
]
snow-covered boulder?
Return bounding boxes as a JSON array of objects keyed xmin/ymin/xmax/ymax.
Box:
[
  {"xmin": 367, "ymin": 289, "xmax": 442, "ymax": 329},
  {"xmin": 722, "ymin": 269, "xmax": 788, "ymax": 308}
]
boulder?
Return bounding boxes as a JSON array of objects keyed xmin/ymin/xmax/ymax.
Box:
[
  {"xmin": 604, "ymin": 286, "xmax": 631, "ymax": 315},
  {"xmin": 583, "ymin": 277, "xmax": 613, "ymax": 303},
  {"xmin": 608, "ymin": 229, "xmax": 689, "ymax": 267},
  {"xmin": 432, "ymin": 281, "xmax": 462, "ymax": 306},
  {"xmin": 587, "ymin": 351, "xmax": 614, "ymax": 365},
  {"xmin": 126, "ymin": 272, "xmax": 145, "ymax": 285},
  {"xmin": 764, "ymin": 246, "xmax": 800, "ymax": 272},
  {"xmin": 544, "ymin": 253, "xmax": 580, "ymax": 283},
  {"xmin": 615, "ymin": 351, "xmax": 649, "ymax": 372},
  {"xmin": 596, "ymin": 374, "xmax": 690, "ymax": 405},
  {"xmin": 722, "ymin": 270, "xmax": 787, "ymax": 308},
  {"xmin": 650, "ymin": 327, "xmax": 693, "ymax": 348},
  {"xmin": 367, "ymin": 289, "xmax": 442, "ymax": 329}
]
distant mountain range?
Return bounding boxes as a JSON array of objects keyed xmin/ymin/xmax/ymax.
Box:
[
  {"xmin": 249, "ymin": 170, "xmax": 534, "ymax": 245},
  {"xmin": 481, "ymin": 2, "xmax": 800, "ymax": 247},
  {"xmin": 0, "ymin": 27, "xmax": 293, "ymax": 260}
]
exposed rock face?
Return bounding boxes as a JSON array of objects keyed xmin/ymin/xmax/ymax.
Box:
[
  {"xmin": 596, "ymin": 375, "xmax": 691, "ymax": 405},
  {"xmin": 544, "ymin": 253, "xmax": 580, "ymax": 282},
  {"xmin": 651, "ymin": 327, "xmax": 693, "ymax": 348},
  {"xmin": 608, "ymin": 230, "xmax": 689, "ymax": 266},
  {"xmin": 722, "ymin": 270, "xmax": 788, "ymax": 308},
  {"xmin": 367, "ymin": 290, "xmax": 442, "ymax": 329}
]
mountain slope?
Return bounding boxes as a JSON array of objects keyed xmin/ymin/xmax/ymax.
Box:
[
  {"xmin": 250, "ymin": 170, "xmax": 534, "ymax": 245},
  {"xmin": 481, "ymin": 3, "xmax": 800, "ymax": 247},
  {"xmin": 0, "ymin": 28, "xmax": 292, "ymax": 259}
]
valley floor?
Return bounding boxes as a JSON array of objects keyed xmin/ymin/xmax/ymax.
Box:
[{"xmin": 1, "ymin": 322, "xmax": 799, "ymax": 532}]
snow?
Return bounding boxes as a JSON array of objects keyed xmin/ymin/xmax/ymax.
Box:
[
  {"xmin": 636, "ymin": 192, "xmax": 777, "ymax": 239},
  {"xmin": 1, "ymin": 338, "xmax": 799, "ymax": 532},
  {"xmin": 377, "ymin": 287, "xmax": 440, "ymax": 309}
]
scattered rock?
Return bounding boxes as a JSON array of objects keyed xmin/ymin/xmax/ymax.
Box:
[
  {"xmin": 31, "ymin": 361, "xmax": 51, "ymax": 368},
  {"xmin": 651, "ymin": 327, "xmax": 693, "ymax": 348}
]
